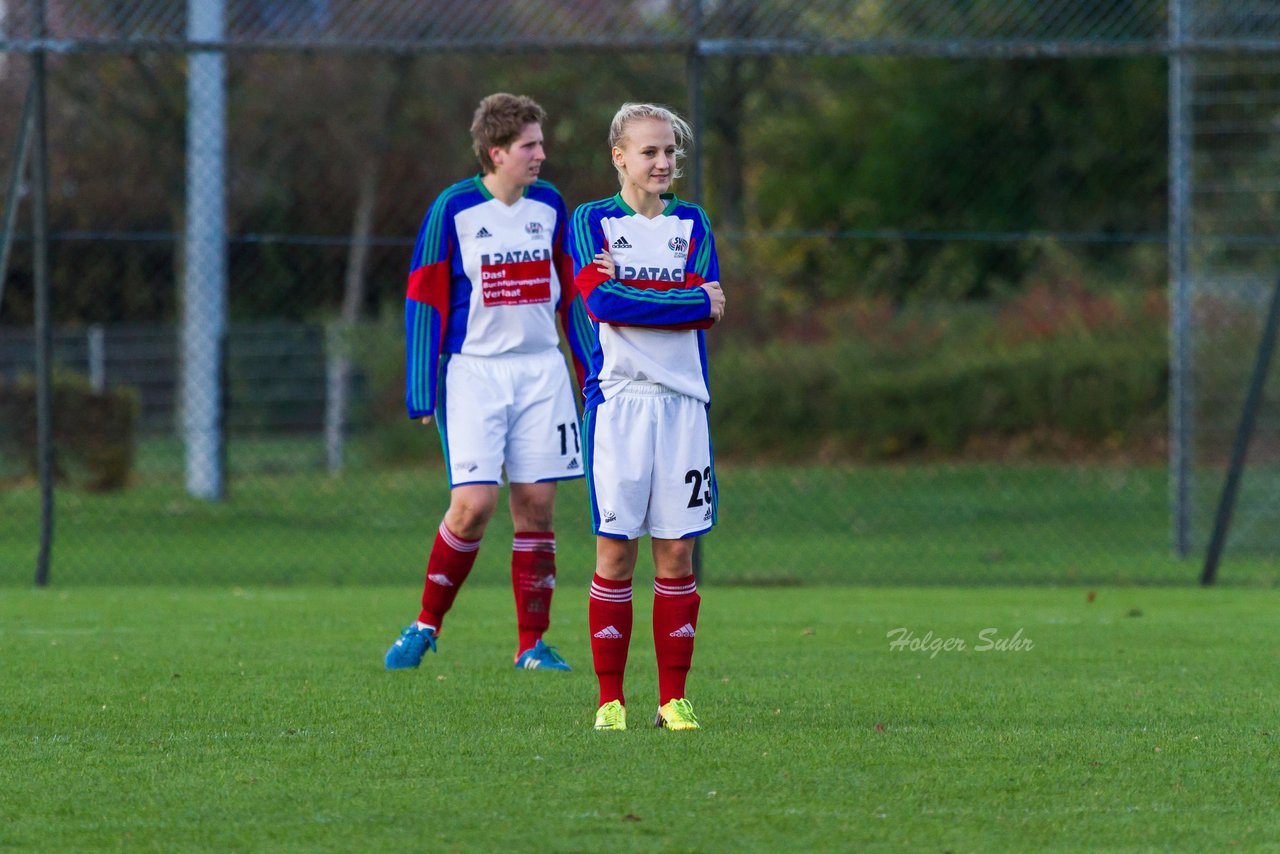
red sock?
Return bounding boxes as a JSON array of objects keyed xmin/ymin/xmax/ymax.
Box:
[
  {"xmin": 417, "ymin": 522, "xmax": 481, "ymax": 630},
  {"xmin": 653, "ymin": 576, "xmax": 701, "ymax": 705},
  {"xmin": 589, "ymin": 573, "xmax": 633, "ymax": 706},
  {"xmin": 512, "ymin": 531, "xmax": 557, "ymax": 655}
]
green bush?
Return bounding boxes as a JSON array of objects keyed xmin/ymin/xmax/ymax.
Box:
[
  {"xmin": 712, "ymin": 291, "xmax": 1168, "ymax": 461},
  {"xmin": 0, "ymin": 372, "xmax": 139, "ymax": 491}
]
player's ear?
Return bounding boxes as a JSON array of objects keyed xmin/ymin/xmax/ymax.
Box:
[
  {"xmin": 611, "ymin": 146, "xmax": 625, "ymax": 169},
  {"xmin": 489, "ymin": 144, "xmax": 506, "ymax": 168}
]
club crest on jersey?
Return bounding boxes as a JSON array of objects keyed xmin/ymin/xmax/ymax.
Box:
[
  {"xmin": 525, "ymin": 221, "xmax": 544, "ymax": 235},
  {"xmin": 612, "ymin": 235, "xmax": 633, "ymax": 249},
  {"xmin": 618, "ymin": 264, "xmax": 685, "ymax": 283},
  {"xmin": 480, "ymin": 248, "xmax": 551, "ymax": 265},
  {"xmin": 668, "ymin": 236, "xmax": 689, "ymax": 258}
]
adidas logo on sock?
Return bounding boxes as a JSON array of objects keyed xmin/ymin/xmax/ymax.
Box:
[
  {"xmin": 427, "ymin": 573, "xmax": 455, "ymax": 587},
  {"xmin": 593, "ymin": 625, "xmax": 623, "ymax": 639},
  {"xmin": 531, "ymin": 575, "xmax": 557, "ymax": 590},
  {"xmin": 475, "ymin": 227, "xmax": 492, "ymax": 239},
  {"xmin": 612, "ymin": 235, "xmax": 632, "ymax": 249},
  {"xmin": 668, "ymin": 623, "xmax": 696, "ymax": 638}
]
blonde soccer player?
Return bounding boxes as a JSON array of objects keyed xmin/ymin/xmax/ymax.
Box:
[
  {"xmin": 569, "ymin": 103, "xmax": 727, "ymax": 731},
  {"xmin": 385, "ymin": 93, "xmax": 594, "ymax": 672}
]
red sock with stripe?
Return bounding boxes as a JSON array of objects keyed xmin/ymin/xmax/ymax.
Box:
[
  {"xmin": 417, "ymin": 522, "xmax": 481, "ymax": 630},
  {"xmin": 512, "ymin": 531, "xmax": 557, "ymax": 655},
  {"xmin": 589, "ymin": 573, "xmax": 633, "ymax": 706},
  {"xmin": 653, "ymin": 575, "xmax": 701, "ymax": 705}
]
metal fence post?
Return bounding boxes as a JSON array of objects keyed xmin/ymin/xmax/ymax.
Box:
[
  {"xmin": 1168, "ymin": 0, "xmax": 1194, "ymax": 557},
  {"xmin": 182, "ymin": 0, "xmax": 229, "ymax": 500},
  {"xmin": 32, "ymin": 0, "xmax": 53, "ymax": 586}
]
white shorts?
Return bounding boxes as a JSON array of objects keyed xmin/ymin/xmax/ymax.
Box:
[
  {"xmin": 584, "ymin": 382, "xmax": 717, "ymax": 540},
  {"xmin": 437, "ymin": 348, "xmax": 583, "ymax": 487}
]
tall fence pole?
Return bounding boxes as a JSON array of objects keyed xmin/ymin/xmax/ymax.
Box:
[
  {"xmin": 32, "ymin": 0, "xmax": 54, "ymax": 586},
  {"xmin": 1168, "ymin": 0, "xmax": 1194, "ymax": 557},
  {"xmin": 182, "ymin": 0, "xmax": 229, "ymax": 500}
]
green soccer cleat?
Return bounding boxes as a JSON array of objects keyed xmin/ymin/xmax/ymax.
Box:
[
  {"xmin": 594, "ymin": 700, "xmax": 627, "ymax": 731},
  {"xmin": 654, "ymin": 698, "xmax": 701, "ymax": 731}
]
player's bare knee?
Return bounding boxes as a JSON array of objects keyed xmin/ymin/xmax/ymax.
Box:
[
  {"xmin": 445, "ymin": 493, "xmax": 498, "ymax": 539},
  {"xmin": 596, "ymin": 537, "xmax": 638, "ymax": 581},
  {"xmin": 652, "ymin": 538, "xmax": 696, "ymax": 578},
  {"xmin": 509, "ymin": 483, "xmax": 555, "ymax": 531}
]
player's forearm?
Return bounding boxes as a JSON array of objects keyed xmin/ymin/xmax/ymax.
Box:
[
  {"xmin": 584, "ymin": 280, "xmax": 712, "ymax": 328},
  {"xmin": 404, "ymin": 299, "xmax": 439, "ymax": 418}
]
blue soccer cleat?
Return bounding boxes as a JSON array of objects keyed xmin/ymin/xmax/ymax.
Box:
[
  {"xmin": 514, "ymin": 639, "xmax": 572, "ymax": 671},
  {"xmin": 384, "ymin": 624, "xmax": 437, "ymax": 669}
]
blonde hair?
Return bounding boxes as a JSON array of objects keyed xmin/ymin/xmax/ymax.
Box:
[
  {"xmin": 471, "ymin": 93, "xmax": 546, "ymax": 174},
  {"xmin": 608, "ymin": 102, "xmax": 692, "ymax": 186}
]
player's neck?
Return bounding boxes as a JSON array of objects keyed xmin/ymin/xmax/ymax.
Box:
[
  {"xmin": 620, "ymin": 185, "xmax": 666, "ymax": 219},
  {"xmin": 482, "ymin": 172, "xmax": 525, "ymax": 206}
]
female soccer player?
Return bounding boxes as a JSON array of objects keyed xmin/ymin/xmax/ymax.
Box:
[
  {"xmin": 569, "ymin": 103, "xmax": 727, "ymax": 731},
  {"xmin": 384, "ymin": 93, "xmax": 593, "ymax": 673}
]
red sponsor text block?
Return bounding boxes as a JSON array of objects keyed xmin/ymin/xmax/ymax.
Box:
[{"xmin": 482, "ymin": 259, "xmax": 552, "ymax": 306}]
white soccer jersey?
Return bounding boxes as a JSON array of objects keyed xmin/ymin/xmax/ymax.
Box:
[
  {"xmin": 569, "ymin": 193, "xmax": 719, "ymax": 409},
  {"xmin": 405, "ymin": 177, "xmax": 594, "ymax": 419}
]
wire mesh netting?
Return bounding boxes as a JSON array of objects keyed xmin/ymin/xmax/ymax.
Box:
[{"xmin": 2, "ymin": 1, "xmax": 1280, "ymax": 587}]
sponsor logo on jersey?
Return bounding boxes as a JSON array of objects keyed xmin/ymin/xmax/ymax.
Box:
[
  {"xmin": 525, "ymin": 221, "xmax": 545, "ymax": 235},
  {"xmin": 668, "ymin": 623, "xmax": 696, "ymax": 638},
  {"xmin": 480, "ymin": 249, "xmax": 553, "ymax": 307},
  {"xmin": 612, "ymin": 235, "xmax": 633, "ymax": 249},
  {"xmin": 593, "ymin": 625, "xmax": 623, "ymax": 639},
  {"xmin": 618, "ymin": 265, "xmax": 685, "ymax": 283},
  {"xmin": 480, "ymin": 248, "xmax": 551, "ymax": 266},
  {"xmin": 475, "ymin": 227, "xmax": 492, "ymax": 239},
  {"xmin": 668, "ymin": 236, "xmax": 689, "ymax": 257}
]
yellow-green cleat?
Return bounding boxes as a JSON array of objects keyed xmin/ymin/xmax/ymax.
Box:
[
  {"xmin": 594, "ymin": 700, "xmax": 627, "ymax": 731},
  {"xmin": 654, "ymin": 698, "xmax": 700, "ymax": 730}
]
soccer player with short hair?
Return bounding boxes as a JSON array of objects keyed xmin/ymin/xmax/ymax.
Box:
[
  {"xmin": 384, "ymin": 93, "xmax": 594, "ymax": 672},
  {"xmin": 570, "ymin": 103, "xmax": 727, "ymax": 731}
]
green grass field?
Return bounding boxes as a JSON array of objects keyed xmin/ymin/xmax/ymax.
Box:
[
  {"xmin": 3, "ymin": 460, "xmax": 1278, "ymax": 587},
  {"xmin": 3, "ymin": 584, "xmax": 1277, "ymax": 851},
  {"xmin": 4, "ymin": 457, "xmax": 1278, "ymax": 849}
]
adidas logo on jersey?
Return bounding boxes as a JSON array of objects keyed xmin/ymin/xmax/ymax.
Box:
[
  {"xmin": 427, "ymin": 573, "xmax": 455, "ymax": 587},
  {"xmin": 612, "ymin": 235, "xmax": 632, "ymax": 249},
  {"xmin": 475, "ymin": 227, "xmax": 492, "ymax": 239},
  {"xmin": 593, "ymin": 625, "xmax": 624, "ymax": 639},
  {"xmin": 567, "ymin": 457, "xmax": 579, "ymax": 470},
  {"xmin": 669, "ymin": 623, "xmax": 696, "ymax": 638}
]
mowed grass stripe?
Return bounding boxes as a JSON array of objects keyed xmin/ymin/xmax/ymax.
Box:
[
  {"xmin": 1, "ymin": 585, "xmax": 1276, "ymax": 851},
  {"xmin": 3, "ymin": 460, "xmax": 1277, "ymax": 587}
]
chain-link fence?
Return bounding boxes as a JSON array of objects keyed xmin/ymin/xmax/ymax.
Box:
[{"xmin": 2, "ymin": 1, "xmax": 1279, "ymax": 587}]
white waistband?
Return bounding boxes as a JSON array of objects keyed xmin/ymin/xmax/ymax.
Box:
[
  {"xmin": 450, "ymin": 347, "xmax": 562, "ymax": 364},
  {"xmin": 613, "ymin": 380, "xmax": 680, "ymax": 397}
]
